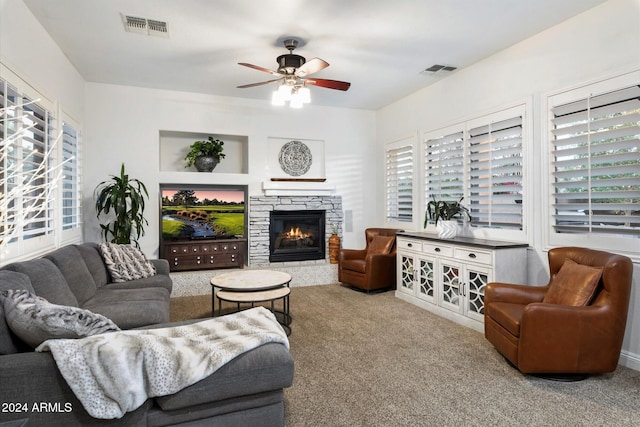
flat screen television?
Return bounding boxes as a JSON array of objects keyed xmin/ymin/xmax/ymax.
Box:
[{"xmin": 160, "ymin": 185, "xmax": 246, "ymax": 241}]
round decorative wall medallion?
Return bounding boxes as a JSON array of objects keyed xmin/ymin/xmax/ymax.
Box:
[{"xmin": 278, "ymin": 140, "xmax": 313, "ymax": 176}]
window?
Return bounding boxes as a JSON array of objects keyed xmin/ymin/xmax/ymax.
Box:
[
  {"xmin": 423, "ymin": 105, "xmax": 526, "ymax": 237},
  {"xmin": 385, "ymin": 138, "xmax": 414, "ymax": 223},
  {"xmin": 60, "ymin": 118, "xmax": 82, "ymax": 235},
  {"xmin": 468, "ymin": 116, "xmax": 523, "ymax": 229},
  {"xmin": 0, "ymin": 69, "xmax": 81, "ymax": 262},
  {"xmin": 549, "ymin": 83, "xmax": 639, "ymax": 239}
]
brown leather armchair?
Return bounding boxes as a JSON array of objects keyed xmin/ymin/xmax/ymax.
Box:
[
  {"xmin": 484, "ymin": 247, "xmax": 633, "ymax": 375},
  {"xmin": 338, "ymin": 228, "xmax": 403, "ymax": 292}
]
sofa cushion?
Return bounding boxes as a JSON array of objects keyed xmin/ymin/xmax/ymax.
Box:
[
  {"xmin": 0, "ymin": 271, "xmax": 35, "ymax": 354},
  {"xmin": 0, "ymin": 289, "xmax": 120, "ymax": 348},
  {"xmin": 99, "ymin": 243, "xmax": 156, "ymax": 283},
  {"xmin": 44, "ymin": 246, "xmax": 97, "ymax": 305},
  {"xmin": 543, "ymin": 259, "xmax": 602, "ymax": 306},
  {"xmin": 155, "ymin": 342, "xmax": 294, "ymax": 411},
  {"xmin": 2, "ymin": 258, "xmax": 78, "ymax": 307},
  {"xmin": 76, "ymin": 243, "xmax": 110, "ymax": 287},
  {"xmin": 82, "ymin": 287, "xmax": 170, "ymax": 329}
]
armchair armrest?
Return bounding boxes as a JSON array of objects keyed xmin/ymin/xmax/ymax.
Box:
[
  {"xmin": 518, "ymin": 303, "xmax": 621, "ymax": 373},
  {"xmin": 338, "ymin": 248, "xmax": 367, "ymax": 261},
  {"xmin": 485, "ymin": 282, "xmax": 547, "ymax": 305}
]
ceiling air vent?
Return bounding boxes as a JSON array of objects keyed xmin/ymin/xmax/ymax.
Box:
[
  {"xmin": 122, "ymin": 14, "xmax": 169, "ymax": 38},
  {"xmin": 422, "ymin": 64, "xmax": 457, "ymax": 75}
]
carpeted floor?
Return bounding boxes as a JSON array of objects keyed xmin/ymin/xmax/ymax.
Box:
[{"xmin": 170, "ymin": 285, "xmax": 640, "ymax": 426}]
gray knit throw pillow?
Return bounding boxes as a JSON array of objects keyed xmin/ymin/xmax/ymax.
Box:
[
  {"xmin": 0, "ymin": 289, "xmax": 120, "ymax": 348},
  {"xmin": 99, "ymin": 243, "xmax": 156, "ymax": 283}
]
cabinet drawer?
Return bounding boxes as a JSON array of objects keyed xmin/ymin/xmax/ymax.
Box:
[
  {"xmin": 422, "ymin": 243, "xmax": 453, "ymax": 257},
  {"xmin": 397, "ymin": 239, "xmax": 421, "ymax": 251},
  {"xmin": 454, "ymin": 247, "xmax": 492, "ymax": 265}
]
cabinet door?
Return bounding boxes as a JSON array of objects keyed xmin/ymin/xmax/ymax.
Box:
[
  {"xmin": 439, "ymin": 261, "xmax": 462, "ymax": 313},
  {"xmin": 463, "ymin": 265, "xmax": 491, "ymax": 322},
  {"xmin": 398, "ymin": 252, "xmax": 415, "ymax": 295},
  {"xmin": 416, "ymin": 256, "xmax": 436, "ymax": 303}
]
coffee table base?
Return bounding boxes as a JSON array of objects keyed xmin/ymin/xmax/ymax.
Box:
[{"xmin": 216, "ymin": 288, "xmax": 291, "ymax": 335}]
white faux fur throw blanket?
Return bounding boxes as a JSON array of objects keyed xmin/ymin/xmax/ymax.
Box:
[{"xmin": 36, "ymin": 307, "xmax": 289, "ymax": 419}]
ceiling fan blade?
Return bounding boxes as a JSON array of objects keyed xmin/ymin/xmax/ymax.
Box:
[
  {"xmin": 304, "ymin": 78, "xmax": 351, "ymax": 91},
  {"xmin": 295, "ymin": 58, "xmax": 329, "ymax": 77},
  {"xmin": 237, "ymin": 78, "xmax": 283, "ymax": 89},
  {"xmin": 238, "ymin": 63, "xmax": 281, "ymax": 76}
]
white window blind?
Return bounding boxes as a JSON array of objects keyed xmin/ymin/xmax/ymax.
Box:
[
  {"xmin": 61, "ymin": 120, "xmax": 81, "ymax": 231},
  {"xmin": 0, "ymin": 74, "xmax": 60, "ymax": 261},
  {"xmin": 386, "ymin": 143, "xmax": 413, "ymax": 222},
  {"xmin": 468, "ymin": 116, "xmax": 523, "ymax": 229},
  {"xmin": 551, "ymin": 85, "xmax": 640, "ymax": 237},
  {"xmin": 425, "ymin": 131, "xmax": 465, "ymax": 204}
]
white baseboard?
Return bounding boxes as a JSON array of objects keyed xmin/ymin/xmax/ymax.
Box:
[{"xmin": 619, "ymin": 350, "xmax": 640, "ymax": 372}]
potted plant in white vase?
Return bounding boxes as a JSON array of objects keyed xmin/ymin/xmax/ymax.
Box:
[
  {"xmin": 185, "ymin": 137, "xmax": 226, "ymax": 172},
  {"xmin": 424, "ymin": 196, "xmax": 472, "ymax": 239}
]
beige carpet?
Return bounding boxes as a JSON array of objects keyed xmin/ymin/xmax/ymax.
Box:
[{"xmin": 170, "ymin": 285, "xmax": 640, "ymax": 426}]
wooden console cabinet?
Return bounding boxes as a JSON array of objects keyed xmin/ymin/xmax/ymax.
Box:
[
  {"xmin": 396, "ymin": 232, "xmax": 528, "ymax": 332},
  {"xmin": 162, "ymin": 238, "xmax": 246, "ymax": 272}
]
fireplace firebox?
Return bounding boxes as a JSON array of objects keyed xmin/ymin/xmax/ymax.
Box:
[{"xmin": 269, "ymin": 210, "xmax": 325, "ymax": 262}]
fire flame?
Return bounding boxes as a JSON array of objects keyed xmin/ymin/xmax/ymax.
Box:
[{"xmin": 286, "ymin": 227, "xmax": 309, "ymax": 239}]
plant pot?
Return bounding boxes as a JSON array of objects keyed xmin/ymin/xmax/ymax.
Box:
[
  {"xmin": 194, "ymin": 156, "xmax": 218, "ymax": 172},
  {"xmin": 436, "ymin": 220, "xmax": 458, "ymax": 239},
  {"xmin": 328, "ymin": 233, "xmax": 341, "ymax": 264}
]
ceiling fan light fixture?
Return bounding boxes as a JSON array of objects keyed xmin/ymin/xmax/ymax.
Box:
[
  {"xmin": 278, "ymin": 84, "xmax": 293, "ymax": 101},
  {"xmin": 298, "ymin": 86, "xmax": 311, "ymax": 103},
  {"xmin": 271, "ymin": 90, "xmax": 285, "ymax": 106}
]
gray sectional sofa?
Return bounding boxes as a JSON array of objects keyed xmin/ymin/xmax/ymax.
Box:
[{"xmin": 0, "ymin": 243, "xmax": 294, "ymax": 426}]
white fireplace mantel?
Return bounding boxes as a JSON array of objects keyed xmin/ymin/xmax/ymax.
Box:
[{"xmin": 262, "ymin": 180, "xmax": 336, "ymax": 196}]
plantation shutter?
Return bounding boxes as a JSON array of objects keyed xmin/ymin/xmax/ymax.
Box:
[
  {"xmin": 425, "ymin": 131, "xmax": 465, "ymax": 207},
  {"xmin": 551, "ymin": 85, "xmax": 640, "ymax": 237},
  {"xmin": 386, "ymin": 143, "xmax": 413, "ymax": 222},
  {"xmin": 61, "ymin": 121, "xmax": 81, "ymax": 230},
  {"xmin": 468, "ymin": 116, "xmax": 523, "ymax": 229}
]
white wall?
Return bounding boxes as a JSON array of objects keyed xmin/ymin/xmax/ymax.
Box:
[
  {"xmin": 0, "ymin": 0, "xmax": 84, "ymax": 121},
  {"xmin": 82, "ymin": 84, "xmax": 377, "ymax": 256},
  {"xmin": 376, "ymin": 0, "xmax": 640, "ymax": 368}
]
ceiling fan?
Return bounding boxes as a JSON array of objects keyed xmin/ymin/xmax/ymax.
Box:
[{"xmin": 237, "ymin": 39, "xmax": 350, "ymax": 106}]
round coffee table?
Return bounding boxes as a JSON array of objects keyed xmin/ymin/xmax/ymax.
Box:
[
  {"xmin": 210, "ymin": 270, "xmax": 293, "ymax": 331},
  {"xmin": 210, "ymin": 270, "xmax": 292, "ymax": 291}
]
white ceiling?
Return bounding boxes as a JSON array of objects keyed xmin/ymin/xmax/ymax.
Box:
[{"xmin": 24, "ymin": 0, "xmax": 607, "ymax": 110}]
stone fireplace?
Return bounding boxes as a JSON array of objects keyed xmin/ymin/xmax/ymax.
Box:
[{"xmin": 249, "ymin": 195, "xmax": 342, "ymax": 266}]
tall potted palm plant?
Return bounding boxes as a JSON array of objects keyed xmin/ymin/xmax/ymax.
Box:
[{"xmin": 94, "ymin": 163, "xmax": 149, "ymax": 248}]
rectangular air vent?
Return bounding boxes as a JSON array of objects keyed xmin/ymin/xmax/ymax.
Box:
[
  {"xmin": 122, "ymin": 14, "xmax": 169, "ymax": 38},
  {"xmin": 422, "ymin": 64, "xmax": 457, "ymax": 75}
]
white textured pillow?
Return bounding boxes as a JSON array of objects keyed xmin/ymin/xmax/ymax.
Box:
[
  {"xmin": 0, "ymin": 289, "xmax": 120, "ymax": 348},
  {"xmin": 99, "ymin": 243, "xmax": 156, "ymax": 283}
]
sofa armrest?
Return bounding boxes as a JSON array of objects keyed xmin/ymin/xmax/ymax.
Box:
[
  {"xmin": 485, "ymin": 282, "xmax": 547, "ymax": 306},
  {"xmin": 151, "ymin": 258, "xmax": 170, "ymax": 276}
]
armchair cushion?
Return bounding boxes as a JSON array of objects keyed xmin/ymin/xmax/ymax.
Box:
[
  {"xmin": 485, "ymin": 302, "xmax": 525, "ymax": 337},
  {"xmin": 542, "ymin": 259, "xmax": 602, "ymax": 306},
  {"xmin": 340, "ymin": 259, "xmax": 367, "ymax": 273},
  {"xmin": 367, "ymin": 235, "xmax": 395, "ymax": 256}
]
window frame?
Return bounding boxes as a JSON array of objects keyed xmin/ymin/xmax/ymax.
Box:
[
  {"xmin": 421, "ymin": 102, "xmax": 531, "ymax": 243},
  {"xmin": 543, "ymin": 70, "xmax": 640, "ymax": 259},
  {"xmin": 384, "ymin": 134, "xmax": 418, "ymax": 230},
  {"xmin": 0, "ymin": 65, "xmax": 82, "ymax": 264}
]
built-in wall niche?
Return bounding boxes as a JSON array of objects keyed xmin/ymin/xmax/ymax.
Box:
[{"xmin": 159, "ymin": 130, "xmax": 248, "ymax": 174}]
